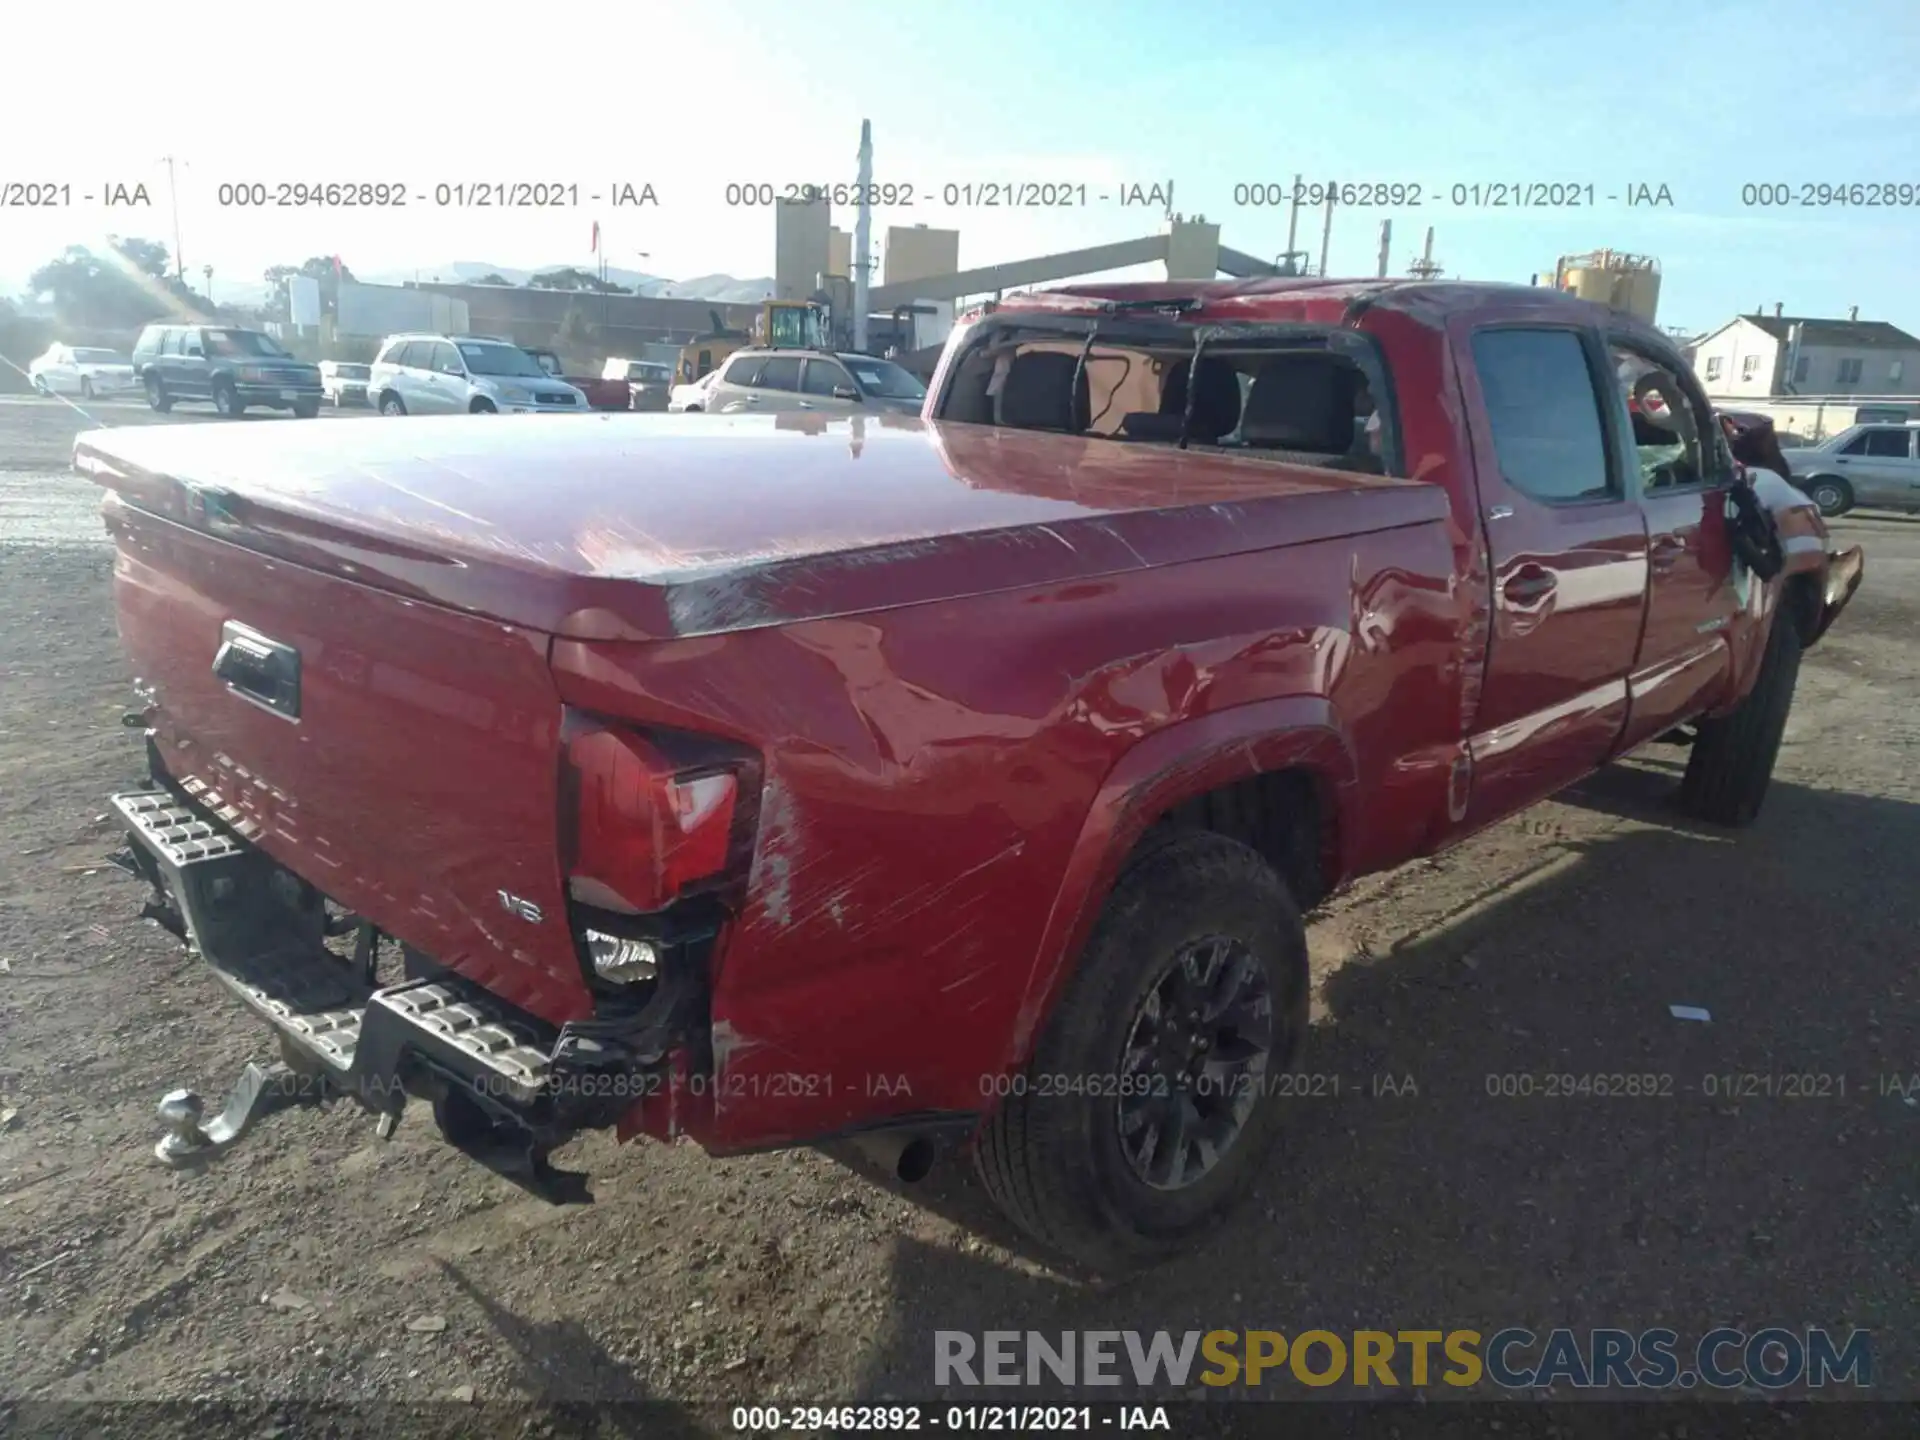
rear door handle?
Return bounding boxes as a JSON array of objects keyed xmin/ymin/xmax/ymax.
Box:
[{"xmin": 1502, "ymin": 567, "xmax": 1557, "ymax": 605}]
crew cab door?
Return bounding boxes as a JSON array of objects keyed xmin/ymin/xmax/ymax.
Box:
[
  {"xmin": 1602, "ymin": 334, "xmax": 1742, "ymax": 752},
  {"xmin": 1453, "ymin": 319, "xmax": 1649, "ymax": 827}
]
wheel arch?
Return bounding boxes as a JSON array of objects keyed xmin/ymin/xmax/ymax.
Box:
[{"xmin": 1001, "ymin": 696, "xmax": 1358, "ymax": 1074}]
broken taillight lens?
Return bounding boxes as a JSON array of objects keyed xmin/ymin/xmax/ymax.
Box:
[{"xmin": 562, "ymin": 720, "xmax": 741, "ymax": 914}]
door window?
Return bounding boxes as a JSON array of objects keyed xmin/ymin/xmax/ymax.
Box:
[
  {"xmin": 757, "ymin": 357, "xmax": 803, "ymax": 392},
  {"xmin": 159, "ymin": 330, "xmax": 181, "ymax": 357},
  {"xmin": 1470, "ymin": 329, "xmax": 1615, "ymax": 503},
  {"xmin": 802, "ymin": 360, "xmax": 852, "ymax": 396},
  {"xmin": 429, "ymin": 342, "xmax": 462, "ymax": 374},
  {"xmin": 1841, "ymin": 428, "xmax": 1912, "ymax": 458},
  {"xmin": 720, "ymin": 355, "xmax": 763, "ymax": 386},
  {"xmin": 1607, "ymin": 340, "xmax": 1716, "ymax": 491}
]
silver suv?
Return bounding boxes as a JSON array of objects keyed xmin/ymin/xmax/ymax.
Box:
[
  {"xmin": 703, "ymin": 348, "xmax": 927, "ymax": 418},
  {"xmin": 368, "ymin": 334, "xmax": 588, "ymax": 415}
]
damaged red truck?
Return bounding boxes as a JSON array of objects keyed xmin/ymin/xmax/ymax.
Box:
[{"xmin": 82, "ymin": 278, "xmax": 1862, "ymax": 1272}]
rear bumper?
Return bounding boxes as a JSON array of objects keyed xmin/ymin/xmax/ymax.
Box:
[{"xmin": 110, "ymin": 781, "xmax": 710, "ymax": 1195}]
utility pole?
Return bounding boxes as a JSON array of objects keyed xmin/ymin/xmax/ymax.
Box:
[
  {"xmin": 1376, "ymin": 219, "xmax": 1392, "ymax": 279},
  {"xmin": 1408, "ymin": 226, "xmax": 1441, "ymax": 279},
  {"xmin": 160, "ymin": 155, "xmax": 185, "ymax": 279},
  {"xmin": 1285, "ymin": 172, "xmax": 1302, "ymax": 269},
  {"xmin": 853, "ymin": 119, "xmax": 873, "ymax": 354},
  {"xmin": 1318, "ymin": 185, "xmax": 1336, "ymax": 277}
]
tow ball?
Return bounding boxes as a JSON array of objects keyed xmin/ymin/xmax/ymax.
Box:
[{"xmin": 152, "ymin": 1061, "xmax": 315, "ymax": 1166}]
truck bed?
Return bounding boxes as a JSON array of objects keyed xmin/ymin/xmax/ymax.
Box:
[{"xmin": 77, "ymin": 413, "xmax": 1448, "ymax": 644}]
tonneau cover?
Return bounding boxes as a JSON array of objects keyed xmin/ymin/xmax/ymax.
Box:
[{"xmin": 77, "ymin": 411, "xmax": 1448, "ymax": 642}]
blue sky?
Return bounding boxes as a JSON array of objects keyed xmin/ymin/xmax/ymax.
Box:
[{"xmin": 5, "ymin": 0, "xmax": 1917, "ymax": 334}]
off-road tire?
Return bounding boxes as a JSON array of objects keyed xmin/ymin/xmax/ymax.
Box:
[
  {"xmin": 1804, "ymin": 475, "xmax": 1852, "ymax": 519},
  {"xmin": 213, "ymin": 381, "xmax": 243, "ymax": 417},
  {"xmin": 145, "ymin": 375, "xmax": 172, "ymax": 412},
  {"xmin": 1678, "ymin": 608, "xmax": 1802, "ymax": 826},
  {"xmin": 974, "ymin": 831, "xmax": 1309, "ymax": 1274}
]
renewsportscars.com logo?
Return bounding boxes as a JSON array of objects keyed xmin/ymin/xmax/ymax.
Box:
[{"xmin": 934, "ymin": 1328, "xmax": 1873, "ymax": 1391}]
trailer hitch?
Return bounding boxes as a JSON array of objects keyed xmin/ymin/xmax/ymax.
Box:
[{"xmin": 154, "ymin": 1061, "xmax": 315, "ymax": 1166}]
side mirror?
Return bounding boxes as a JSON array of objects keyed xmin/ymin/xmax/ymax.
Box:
[{"xmin": 833, "ymin": 386, "xmax": 860, "ymax": 402}]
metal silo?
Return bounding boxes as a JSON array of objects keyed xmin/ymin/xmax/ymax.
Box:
[{"xmin": 1553, "ymin": 250, "xmax": 1661, "ymax": 325}]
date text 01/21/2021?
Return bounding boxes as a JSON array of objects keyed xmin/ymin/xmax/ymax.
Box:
[{"xmin": 1229, "ymin": 180, "xmax": 1675, "ymax": 208}]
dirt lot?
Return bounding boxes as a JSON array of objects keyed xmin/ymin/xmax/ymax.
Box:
[{"xmin": 0, "ymin": 392, "xmax": 1914, "ymax": 1426}]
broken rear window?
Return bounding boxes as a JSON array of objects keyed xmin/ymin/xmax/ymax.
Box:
[{"xmin": 934, "ymin": 314, "xmax": 1400, "ymax": 477}]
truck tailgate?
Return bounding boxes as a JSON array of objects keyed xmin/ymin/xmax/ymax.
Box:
[{"xmin": 106, "ymin": 495, "xmax": 593, "ymax": 1026}]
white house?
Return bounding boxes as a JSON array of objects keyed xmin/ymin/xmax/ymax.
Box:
[{"xmin": 1690, "ymin": 310, "xmax": 1920, "ymax": 398}]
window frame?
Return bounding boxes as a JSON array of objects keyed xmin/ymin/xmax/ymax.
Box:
[
  {"xmin": 1837, "ymin": 357, "xmax": 1865, "ymax": 386},
  {"xmin": 1468, "ymin": 322, "xmax": 1626, "ymax": 509},
  {"xmin": 801, "ymin": 358, "xmax": 855, "ymax": 397},
  {"xmin": 756, "ymin": 356, "xmax": 804, "ymax": 392},
  {"xmin": 1704, "ymin": 355, "xmax": 1722, "ymax": 381},
  {"xmin": 1603, "ymin": 331, "xmax": 1731, "ymax": 499}
]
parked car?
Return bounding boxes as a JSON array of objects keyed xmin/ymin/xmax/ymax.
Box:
[
  {"xmin": 28, "ymin": 343, "xmax": 138, "ymax": 399},
  {"xmin": 320, "ymin": 361, "xmax": 373, "ymax": 408},
  {"xmin": 703, "ymin": 348, "xmax": 928, "ymax": 417},
  {"xmin": 81, "ymin": 278, "xmax": 1861, "ymax": 1273},
  {"xmin": 602, "ymin": 358, "xmax": 675, "ymax": 412},
  {"xmin": 131, "ymin": 324, "xmax": 323, "ymax": 418},
  {"xmin": 521, "ymin": 347, "xmax": 631, "ymax": 411},
  {"xmin": 1776, "ymin": 421, "xmax": 1920, "ymax": 517},
  {"xmin": 368, "ymin": 335, "xmax": 588, "ymax": 415},
  {"xmin": 668, "ymin": 369, "xmax": 719, "ymax": 413}
]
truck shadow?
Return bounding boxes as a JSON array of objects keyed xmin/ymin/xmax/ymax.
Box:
[{"xmin": 844, "ymin": 769, "xmax": 1920, "ymax": 1400}]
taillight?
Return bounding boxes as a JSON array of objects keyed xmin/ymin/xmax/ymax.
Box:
[{"xmin": 562, "ymin": 719, "xmax": 742, "ymax": 915}]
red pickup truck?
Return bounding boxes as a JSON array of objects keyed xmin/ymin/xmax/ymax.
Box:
[{"xmin": 80, "ymin": 278, "xmax": 1862, "ymax": 1272}]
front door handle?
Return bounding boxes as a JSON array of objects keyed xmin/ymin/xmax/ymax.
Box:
[{"xmin": 1503, "ymin": 567, "xmax": 1557, "ymax": 605}]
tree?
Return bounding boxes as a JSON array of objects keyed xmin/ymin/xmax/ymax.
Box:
[
  {"xmin": 263, "ymin": 256, "xmax": 356, "ymax": 322},
  {"xmin": 26, "ymin": 237, "xmax": 205, "ymax": 326},
  {"xmin": 474, "ymin": 272, "xmax": 513, "ymax": 286},
  {"xmin": 530, "ymin": 266, "xmax": 630, "ymax": 295}
]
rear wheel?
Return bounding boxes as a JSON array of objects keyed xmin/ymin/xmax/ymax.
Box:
[
  {"xmin": 974, "ymin": 831, "xmax": 1309, "ymax": 1273},
  {"xmin": 1677, "ymin": 608, "xmax": 1803, "ymax": 826},
  {"xmin": 80, "ymin": 377, "xmax": 95, "ymax": 400},
  {"xmin": 379, "ymin": 392, "xmax": 406, "ymax": 416},
  {"xmin": 145, "ymin": 374, "xmax": 172, "ymax": 412},
  {"xmin": 213, "ymin": 381, "xmax": 243, "ymax": 417},
  {"xmin": 1804, "ymin": 475, "xmax": 1852, "ymax": 519}
]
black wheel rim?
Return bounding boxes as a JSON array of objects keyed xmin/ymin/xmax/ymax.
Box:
[{"xmin": 1115, "ymin": 935, "xmax": 1275, "ymax": 1191}]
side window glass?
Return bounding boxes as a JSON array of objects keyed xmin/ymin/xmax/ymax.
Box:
[
  {"xmin": 721, "ymin": 356, "xmax": 762, "ymax": 386},
  {"xmin": 758, "ymin": 358, "xmax": 803, "ymax": 392},
  {"xmin": 160, "ymin": 330, "xmax": 179, "ymax": 357},
  {"xmin": 1470, "ymin": 329, "xmax": 1615, "ymax": 503},
  {"xmin": 1607, "ymin": 340, "xmax": 1713, "ymax": 490},
  {"xmin": 802, "ymin": 361, "xmax": 848, "ymax": 396},
  {"xmin": 1862, "ymin": 428, "xmax": 1909, "ymax": 458},
  {"xmin": 429, "ymin": 342, "xmax": 461, "ymax": 374},
  {"xmin": 1838, "ymin": 432, "xmax": 1871, "ymax": 456}
]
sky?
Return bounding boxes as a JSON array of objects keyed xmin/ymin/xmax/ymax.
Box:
[{"xmin": 4, "ymin": 0, "xmax": 1917, "ymax": 335}]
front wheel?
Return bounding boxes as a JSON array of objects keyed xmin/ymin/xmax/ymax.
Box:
[
  {"xmin": 292, "ymin": 398, "xmax": 320, "ymax": 419},
  {"xmin": 145, "ymin": 374, "xmax": 172, "ymax": 413},
  {"xmin": 1804, "ymin": 475, "xmax": 1852, "ymax": 519},
  {"xmin": 470, "ymin": 399, "xmax": 497, "ymax": 414},
  {"xmin": 212, "ymin": 381, "xmax": 243, "ymax": 417},
  {"xmin": 379, "ymin": 393, "xmax": 406, "ymax": 416},
  {"xmin": 974, "ymin": 831, "xmax": 1309, "ymax": 1273},
  {"xmin": 1677, "ymin": 608, "xmax": 1803, "ymax": 826}
]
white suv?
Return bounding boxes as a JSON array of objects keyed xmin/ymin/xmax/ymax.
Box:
[{"xmin": 368, "ymin": 334, "xmax": 588, "ymax": 415}]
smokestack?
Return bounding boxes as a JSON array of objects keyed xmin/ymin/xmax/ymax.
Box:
[
  {"xmin": 1285, "ymin": 173, "xmax": 1302, "ymax": 265},
  {"xmin": 1773, "ymin": 302, "xmax": 1783, "ymax": 318},
  {"xmin": 1848, "ymin": 305, "xmax": 1859, "ymax": 322},
  {"xmin": 1319, "ymin": 186, "xmax": 1335, "ymax": 277},
  {"xmin": 1376, "ymin": 219, "xmax": 1392, "ymax": 279},
  {"xmin": 853, "ymin": 119, "xmax": 873, "ymax": 354}
]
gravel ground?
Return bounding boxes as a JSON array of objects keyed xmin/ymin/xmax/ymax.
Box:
[{"xmin": 0, "ymin": 393, "xmax": 1914, "ymax": 1429}]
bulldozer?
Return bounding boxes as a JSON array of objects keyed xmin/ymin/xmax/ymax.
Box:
[{"xmin": 675, "ymin": 300, "xmax": 828, "ymax": 383}]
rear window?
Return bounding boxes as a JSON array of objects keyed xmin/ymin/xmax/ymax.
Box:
[
  {"xmin": 757, "ymin": 358, "xmax": 803, "ymax": 391},
  {"xmin": 935, "ymin": 319, "xmax": 1395, "ymax": 474},
  {"xmin": 721, "ymin": 355, "xmax": 765, "ymax": 386},
  {"xmin": 1471, "ymin": 329, "xmax": 1614, "ymax": 503}
]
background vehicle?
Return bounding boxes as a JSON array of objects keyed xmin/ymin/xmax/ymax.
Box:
[
  {"xmin": 319, "ymin": 361, "xmax": 372, "ymax": 408},
  {"xmin": 674, "ymin": 300, "xmax": 829, "ymax": 384},
  {"xmin": 704, "ymin": 348, "xmax": 927, "ymax": 417},
  {"xmin": 82, "ymin": 278, "xmax": 1860, "ymax": 1275},
  {"xmin": 604, "ymin": 358, "xmax": 675, "ymax": 412},
  {"xmin": 522, "ymin": 347, "xmax": 630, "ymax": 411},
  {"xmin": 131, "ymin": 325, "xmax": 322, "ymax": 418},
  {"xmin": 28, "ymin": 343, "xmax": 137, "ymax": 399},
  {"xmin": 668, "ymin": 370, "xmax": 719, "ymax": 413},
  {"xmin": 369, "ymin": 335, "xmax": 588, "ymax": 415},
  {"xmin": 1777, "ymin": 421, "xmax": 1920, "ymax": 517}
]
